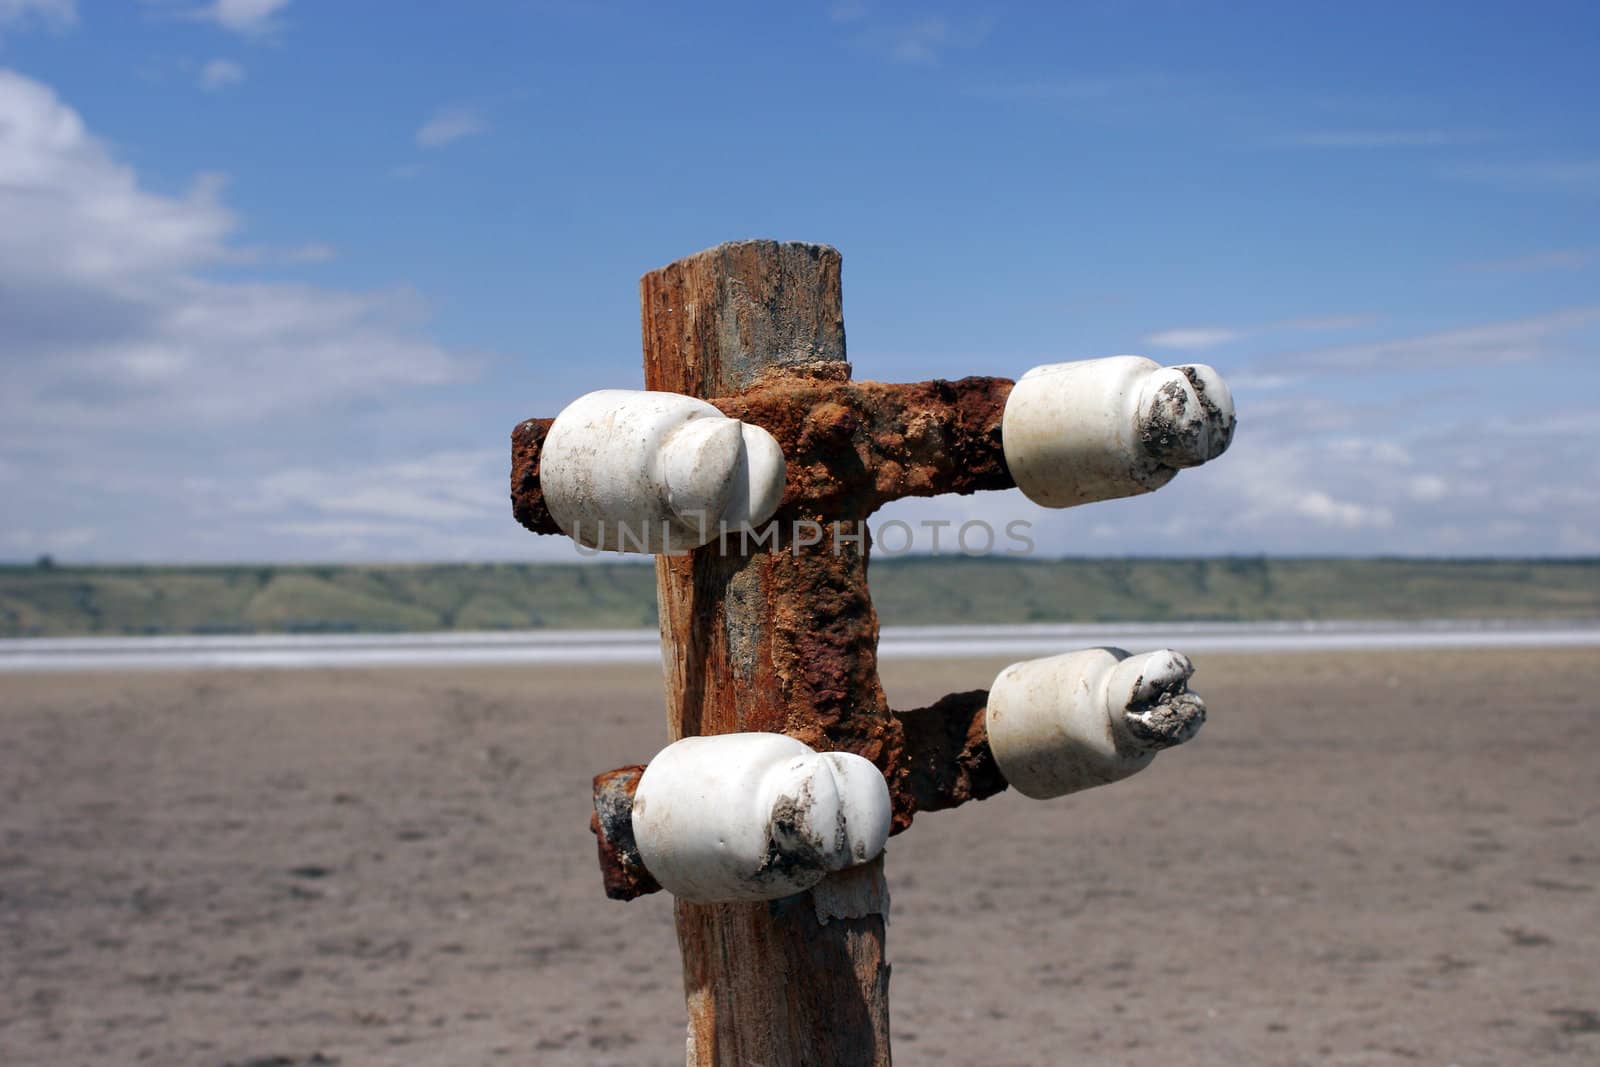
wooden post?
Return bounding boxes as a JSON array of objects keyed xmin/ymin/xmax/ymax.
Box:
[{"xmin": 641, "ymin": 241, "xmax": 893, "ymax": 1066}]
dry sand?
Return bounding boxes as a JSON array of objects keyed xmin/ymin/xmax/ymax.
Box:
[{"xmin": 2, "ymin": 649, "xmax": 1598, "ymax": 1066}]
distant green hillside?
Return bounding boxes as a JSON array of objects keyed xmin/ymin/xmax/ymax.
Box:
[{"xmin": 1, "ymin": 558, "xmax": 1596, "ymax": 637}]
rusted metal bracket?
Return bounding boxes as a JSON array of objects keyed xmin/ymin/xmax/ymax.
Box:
[
  {"xmin": 518, "ymin": 368, "xmax": 1022, "ymax": 902},
  {"xmin": 589, "ymin": 690, "xmax": 1006, "ymax": 901},
  {"xmin": 512, "ymin": 374, "xmax": 1015, "ymax": 537},
  {"xmin": 589, "ymin": 764, "xmax": 660, "ymax": 900}
]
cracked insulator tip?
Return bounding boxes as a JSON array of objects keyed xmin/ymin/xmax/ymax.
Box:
[
  {"xmin": 985, "ymin": 647, "xmax": 1208, "ymax": 800},
  {"xmin": 540, "ymin": 389, "xmax": 787, "ymax": 554},
  {"xmin": 1002, "ymin": 356, "xmax": 1236, "ymax": 508},
  {"xmin": 630, "ymin": 733, "xmax": 892, "ymax": 903},
  {"xmin": 1107, "ymin": 648, "xmax": 1206, "ymax": 750}
]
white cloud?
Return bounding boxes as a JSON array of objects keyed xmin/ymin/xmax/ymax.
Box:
[
  {"xmin": 253, "ymin": 451, "xmax": 506, "ymax": 524},
  {"xmin": 0, "ymin": 68, "xmax": 472, "ymax": 424},
  {"xmin": 1143, "ymin": 327, "xmax": 1244, "ymax": 350},
  {"xmin": 1143, "ymin": 315, "xmax": 1373, "ymax": 351},
  {"xmin": 1274, "ymin": 130, "xmax": 1485, "ymax": 148},
  {"xmin": 0, "ymin": 67, "xmax": 499, "ymax": 562},
  {"xmin": 196, "ymin": 0, "xmax": 288, "ymax": 35},
  {"xmin": 1325, "ymin": 438, "xmax": 1411, "ymax": 466},
  {"xmin": 415, "ymin": 106, "xmax": 488, "ymax": 149},
  {"xmin": 1220, "ymin": 432, "xmax": 1399, "ymax": 533},
  {"xmin": 1271, "ymin": 307, "xmax": 1600, "ymax": 373},
  {"xmin": 198, "ymin": 58, "xmax": 245, "ymax": 91},
  {"xmin": 0, "ymin": 71, "xmax": 234, "ymax": 280},
  {"xmin": 1292, "ymin": 490, "xmax": 1393, "ymax": 529},
  {"xmin": 1202, "ymin": 392, "xmax": 1597, "ymax": 551},
  {"xmin": 1408, "ymin": 475, "xmax": 1449, "ymax": 502},
  {"xmin": 240, "ymin": 448, "xmax": 589, "ymax": 561},
  {"xmin": 0, "ymin": 0, "xmax": 73, "ymax": 31}
]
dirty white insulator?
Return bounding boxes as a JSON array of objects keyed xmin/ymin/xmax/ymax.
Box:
[
  {"xmin": 630, "ymin": 733, "xmax": 893, "ymax": 903},
  {"xmin": 540, "ymin": 389, "xmax": 787, "ymax": 553},
  {"xmin": 986, "ymin": 647, "xmax": 1206, "ymax": 800},
  {"xmin": 1002, "ymin": 356, "xmax": 1236, "ymax": 508}
]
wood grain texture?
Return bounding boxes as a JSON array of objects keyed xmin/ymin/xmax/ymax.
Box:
[{"xmin": 643, "ymin": 240, "xmax": 893, "ymax": 1067}]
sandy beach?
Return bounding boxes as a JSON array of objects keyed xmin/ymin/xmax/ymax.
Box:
[{"xmin": 2, "ymin": 649, "xmax": 1598, "ymax": 1066}]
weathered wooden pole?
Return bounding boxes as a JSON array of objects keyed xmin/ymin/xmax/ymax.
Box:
[{"xmin": 641, "ymin": 241, "xmax": 892, "ymax": 1065}]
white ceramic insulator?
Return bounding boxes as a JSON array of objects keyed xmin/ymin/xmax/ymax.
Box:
[
  {"xmin": 630, "ymin": 733, "xmax": 893, "ymax": 903},
  {"xmin": 540, "ymin": 389, "xmax": 787, "ymax": 553},
  {"xmin": 1002, "ymin": 356, "xmax": 1236, "ymax": 508},
  {"xmin": 986, "ymin": 647, "xmax": 1207, "ymax": 800}
]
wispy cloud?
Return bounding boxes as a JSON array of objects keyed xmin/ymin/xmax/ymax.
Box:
[
  {"xmin": 240, "ymin": 448, "xmax": 574, "ymax": 561},
  {"xmin": 1143, "ymin": 327, "xmax": 1244, "ymax": 350},
  {"xmin": 215, "ymin": 239, "xmax": 335, "ymax": 266},
  {"xmin": 3, "ymin": 525, "xmax": 95, "ymax": 554},
  {"xmin": 254, "ymin": 451, "xmax": 506, "ymax": 525},
  {"xmin": 840, "ymin": 12, "xmax": 993, "ymax": 66},
  {"xmin": 1457, "ymin": 248, "xmax": 1596, "ymax": 274},
  {"xmin": 1270, "ymin": 307, "xmax": 1600, "ymax": 372},
  {"xmin": 0, "ymin": 0, "xmax": 75, "ymax": 32},
  {"xmin": 1447, "ymin": 160, "xmax": 1600, "ymax": 190},
  {"xmin": 887, "ymin": 18, "xmax": 943, "ymax": 64},
  {"xmin": 1223, "ymin": 373, "xmax": 1299, "ymax": 391},
  {"xmin": 1273, "ymin": 129, "xmax": 1486, "ymax": 149},
  {"xmin": 282, "ymin": 241, "xmax": 334, "ymax": 263},
  {"xmin": 198, "ymin": 57, "xmax": 245, "ymax": 91},
  {"xmin": 415, "ymin": 106, "xmax": 488, "ymax": 149},
  {"xmin": 194, "ymin": 0, "xmax": 289, "ymax": 36},
  {"xmin": 1144, "ymin": 315, "xmax": 1374, "ymax": 352},
  {"xmin": 1279, "ymin": 315, "xmax": 1375, "ymax": 331}
]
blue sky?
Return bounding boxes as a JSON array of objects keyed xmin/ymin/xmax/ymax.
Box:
[{"xmin": 1, "ymin": 0, "xmax": 1597, "ymax": 562}]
